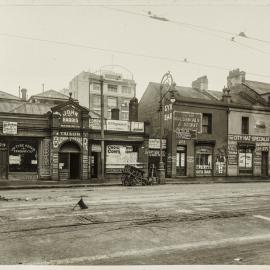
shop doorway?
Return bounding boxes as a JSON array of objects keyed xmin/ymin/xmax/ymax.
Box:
[
  {"xmin": 261, "ymin": 151, "xmax": 268, "ymax": 177},
  {"xmin": 0, "ymin": 151, "xmax": 7, "ymax": 179},
  {"xmin": 176, "ymin": 146, "xmax": 186, "ymax": 176},
  {"xmin": 59, "ymin": 142, "xmax": 81, "ymax": 180},
  {"xmin": 91, "ymin": 152, "xmax": 98, "ymax": 178}
]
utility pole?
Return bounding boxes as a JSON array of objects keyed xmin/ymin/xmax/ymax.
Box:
[
  {"xmin": 100, "ymin": 75, "xmax": 105, "ymax": 181},
  {"xmin": 42, "ymin": 83, "xmax": 45, "ymax": 93},
  {"xmin": 18, "ymin": 86, "xmax": 21, "ymax": 98}
]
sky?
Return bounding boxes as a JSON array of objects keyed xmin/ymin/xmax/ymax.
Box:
[{"xmin": 0, "ymin": 0, "xmax": 270, "ymax": 100}]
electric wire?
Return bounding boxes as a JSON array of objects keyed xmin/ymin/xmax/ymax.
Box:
[{"xmin": 1, "ymin": 32, "xmax": 270, "ymax": 79}]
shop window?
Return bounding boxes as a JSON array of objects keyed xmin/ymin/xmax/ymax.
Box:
[
  {"xmin": 239, "ymin": 148, "xmax": 253, "ymax": 169},
  {"xmin": 242, "ymin": 117, "xmax": 249, "ymax": 134},
  {"xmin": 202, "ymin": 114, "xmax": 212, "ymax": 134},
  {"xmin": 9, "ymin": 142, "xmax": 38, "ymax": 172},
  {"xmin": 195, "ymin": 146, "xmax": 213, "ymax": 176}
]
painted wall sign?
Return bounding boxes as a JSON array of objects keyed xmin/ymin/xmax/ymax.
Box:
[
  {"xmin": 130, "ymin": 122, "xmax": 144, "ymax": 132},
  {"xmin": 53, "ymin": 136, "xmax": 88, "ymax": 151},
  {"xmin": 228, "ymin": 134, "xmax": 270, "ymax": 142},
  {"xmin": 106, "ymin": 120, "xmax": 130, "ymax": 131},
  {"xmin": 147, "ymin": 149, "xmax": 166, "ymax": 157},
  {"xmin": 174, "ymin": 111, "xmax": 202, "ymax": 133},
  {"xmin": 60, "ymin": 105, "xmax": 80, "ymax": 128},
  {"xmin": 149, "ymin": 139, "xmax": 166, "ymax": 149},
  {"xmin": 3, "ymin": 121, "xmax": 17, "ymax": 135}
]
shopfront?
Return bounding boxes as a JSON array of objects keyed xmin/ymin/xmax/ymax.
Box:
[
  {"xmin": 238, "ymin": 143, "xmax": 254, "ymax": 175},
  {"xmin": 195, "ymin": 145, "xmax": 213, "ymax": 176}
]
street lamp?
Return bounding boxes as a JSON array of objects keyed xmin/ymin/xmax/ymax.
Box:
[{"xmin": 158, "ymin": 71, "xmax": 176, "ymax": 184}]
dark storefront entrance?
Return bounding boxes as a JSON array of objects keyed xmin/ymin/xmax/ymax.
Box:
[
  {"xmin": 261, "ymin": 151, "xmax": 268, "ymax": 177},
  {"xmin": 59, "ymin": 142, "xmax": 81, "ymax": 180},
  {"xmin": 176, "ymin": 145, "xmax": 186, "ymax": 176}
]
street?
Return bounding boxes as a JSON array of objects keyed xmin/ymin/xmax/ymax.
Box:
[{"xmin": 1, "ymin": 182, "xmax": 270, "ymax": 265}]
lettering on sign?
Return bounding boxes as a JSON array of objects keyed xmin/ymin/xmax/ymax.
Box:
[
  {"xmin": 174, "ymin": 111, "xmax": 202, "ymax": 133},
  {"xmin": 3, "ymin": 121, "xmax": 17, "ymax": 135},
  {"xmin": 60, "ymin": 105, "xmax": 80, "ymax": 128},
  {"xmin": 11, "ymin": 144, "xmax": 36, "ymax": 154},
  {"xmin": 228, "ymin": 134, "xmax": 270, "ymax": 142},
  {"xmin": 149, "ymin": 139, "xmax": 166, "ymax": 149},
  {"xmin": 53, "ymin": 136, "xmax": 88, "ymax": 151}
]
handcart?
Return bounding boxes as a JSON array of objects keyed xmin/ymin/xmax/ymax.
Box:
[{"xmin": 121, "ymin": 165, "xmax": 151, "ymax": 186}]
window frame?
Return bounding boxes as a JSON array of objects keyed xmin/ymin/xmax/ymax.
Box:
[{"xmin": 202, "ymin": 113, "xmax": 212, "ymax": 134}]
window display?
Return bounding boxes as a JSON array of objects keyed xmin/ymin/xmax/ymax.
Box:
[{"xmin": 9, "ymin": 142, "xmax": 38, "ymax": 172}]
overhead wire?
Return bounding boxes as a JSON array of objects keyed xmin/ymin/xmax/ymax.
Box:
[{"xmin": 1, "ymin": 32, "xmax": 270, "ymax": 79}]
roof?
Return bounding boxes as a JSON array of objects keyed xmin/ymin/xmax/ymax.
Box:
[
  {"xmin": 147, "ymin": 82, "xmax": 217, "ymax": 102},
  {"xmin": 30, "ymin": 89, "xmax": 70, "ymax": 100},
  {"xmin": 205, "ymin": 90, "xmax": 223, "ymax": 100},
  {"xmin": 244, "ymin": 80, "xmax": 270, "ymax": 95},
  {"xmin": 9, "ymin": 103, "xmax": 52, "ymax": 114},
  {"xmin": 0, "ymin": 101, "xmax": 22, "ymax": 113},
  {"xmin": 0, "ymin": 91, "xmax": 21, "ymax": 101}
]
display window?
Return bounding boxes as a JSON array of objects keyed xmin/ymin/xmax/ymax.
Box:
[
  {"xmin": 238, "ymin": 148, "xmax": 253, "ymax": 168},
  {"xmin": 9, "ymin": 142, "xmax": 38, "ymax": 172},
  {"xmin": 195, "ymin": 146, "xmax": 213, "ymax": 176}
]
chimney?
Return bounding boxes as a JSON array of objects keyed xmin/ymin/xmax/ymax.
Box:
[
  {"xmin": 129, "ymin": 97, "xmax": 138, "ymax": 122},
  {"xmin": 222, "ymin": 86, "xmax": 231, "ymax": 104},
  {"xmin": 111, "ymin": 108, "xmax": 120, "ymax": 120},
  {"xmin": 227, "ymin": 69, "xmax": 246, "ymax": 88},
  {"xmin": 21, "ymin": 88, "xmax": 27, "ymax": 101},
  {"xmin": 192, "ymin": 76, "xmax": 208, "ymax": 91}
]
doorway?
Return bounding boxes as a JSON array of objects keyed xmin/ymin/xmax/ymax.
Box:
[
  {"xmin": 0, "ymin": 151, "xmax": 7, "ymax": 179},
  {"xmin": 91, "ymin": 152, "xmax": 98, "ymax": 178},
  {"xmin": 261, "ymin": 151, "xmax": 268, "ymax": 177},
  {"xmin": 176, "ymin": 146, "xmax": 186, "ymax": 176},
  {"xmin": 59, "ymin": 142, "xmax": 81, "ymax": 180}
]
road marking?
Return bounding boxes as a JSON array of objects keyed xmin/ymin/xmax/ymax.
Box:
[
  {"xmin": 49, "ymin": 233, "xmax": 270, "ymax": 264},
  {"xmin": 253, "ymin": 215, "xmax": 270, "ymax": 222}
]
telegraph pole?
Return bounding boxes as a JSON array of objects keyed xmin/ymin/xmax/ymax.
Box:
[{"xmin": 100, "ymin": 75, "xmax": 105, "ymax": 181}]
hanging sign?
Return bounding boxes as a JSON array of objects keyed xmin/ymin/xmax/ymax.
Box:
[
  {"xmin": 149, "ymin": 139, "xmax": 166, "ymax": 149},
  {"xmin": 3, "ymin": 121, "xmax": 17, "ymax": 135}
]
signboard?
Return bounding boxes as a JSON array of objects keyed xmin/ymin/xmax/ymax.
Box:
[
  {"xmin": 10, "ymin": 144, "xmax": 36, "ymax": 154},
  {"xmin": 106, "ymin": 145, "xmax": 137, "ymax": 173},
  {"xmin": 130, "ymin": 122, "xmax": 144, "ymax": 132},
  {"xmin": 228, "ymin": 134, "xmax": 270, "ymax": 142},
  {"xmin": 106, "ymin": 120, "xmax": 130, "ymax": 131},
  {"xmin": 147, "ymin": 149, "xmax": 166, "ymax": 157},
  {"xmin": 60, "ymin": 105, "xmax": 80, "ymax": 128},
  {"xmin": 3, "ymin": 121, "xmax": 17, "ymax": 135},
  {"xmin": 91, "ymin": 144, "xmax": 101, "ymax": 152},
  {"xmin": 174, "ymin": 111, "xmax": 202, "ymax": 139},
  {"xmin": 149, "ymin": 139, "xmax": 166, "ymax": 149}
]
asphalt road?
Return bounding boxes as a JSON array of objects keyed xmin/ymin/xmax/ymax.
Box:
[{"xmin": 1, "ymin": 182, "xmax": 270, "ymax": 265}]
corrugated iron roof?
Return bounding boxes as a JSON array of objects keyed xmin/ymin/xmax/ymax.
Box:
[
  {"xmin": 9, "ymin": 103, "xmax": 52, "ymax": 114},
  {"xmin": 31, "ymin": 89, "xmax": 69, "ymax": 100},
  {"xmin": 0, "ymin": 102, "xmax": 22, "ymax": 112},
  {"xmin": 244, "ymin": 80, "xmax": 270, "ymax": 95},
  {"xmin": 0, "ymin": 91, "xmax": 21, "ymax": 101}
]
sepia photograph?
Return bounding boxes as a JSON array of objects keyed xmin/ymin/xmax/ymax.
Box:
[{"xmin": 1, "ymin": 0, "xmax": 270, "ymax": 268}]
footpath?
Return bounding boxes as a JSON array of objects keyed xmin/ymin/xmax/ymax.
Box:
[{"xmin": 0, "ymin": 176, "xmax": 269, "ymax": 190}]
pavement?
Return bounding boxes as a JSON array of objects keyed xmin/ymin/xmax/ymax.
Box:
[{"xmin": 0, "ymin": 176, "xmax": 269, "ymax": 190}]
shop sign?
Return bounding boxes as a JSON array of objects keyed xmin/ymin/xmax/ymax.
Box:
[
  {"xmin": 60, "ymin": 105, "xmax": 80, "ymax": 128},
  {"xmin": 130, "ymin": 122, "xmax": 144, "ymax": 132},
  {"xmin": 53, "ymin": 136, "xmax": 88, "ymax": 151},
  {"xmin": 59, "ymin": 131, "xmax": 81, "ymax": 137},
  {"xmin": 228, "ymin": 134, "xmax": 270, "ymax": 142},
  {"xmin": 89, "ymin": 118, "xmax": 102, "ymax": 130},
  {"xmin": 107, "ymin": 120, "xmax": 130, "ymax": 131},
  {"xmin": 9, "ymin": 155, "xmax": 21, "ymax": 164},
  {"xmin": 91, "ymin": 144, "xmax": 101, "ymax": 152},
  {"xmin": 147, "ymin": 149, "xmax": 166, "ymax": 157},
  {"xmin": 11, "ymin": 144, "xmax": 36, "ymax": 154},
  {"xmin": 175, "ymin": 129, "xmax": 196, "ymax": 140},
  {"xmin": 174, "ymin": 111, "xmax": 202, "ymax": 134},
  {"xmin": 149, "ymin": 139, "xmax": 166, "ymax": 149},
  {"xmin": 3, "ymin": 121, "xmax": 17, "ymax": 135}
]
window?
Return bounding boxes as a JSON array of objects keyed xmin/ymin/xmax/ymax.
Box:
[
  {"xmin": 202, "ymin": 114, "xmax": 212, "ymax": 134},
  {"xmin": 9, "ymin": 142, "xmax": 38, "ymax": 172},
  {"xmin": 239, "ymin": 148, "xmax": 253, "ymax": 169},
  {"xmin": 121, "ymin": 99, "xmax": 130, "ymax": 111},
  {"xmin": 92, "ymin": 83, "xmax": 100, "ymax": 92},
  {"xmin": 242, "ymin": 117, "xmax": 249, "ymax": 134},
  {"xmin": 108, "ymin": 84, "xmax": 118, "ymax": 93},
  {"xmin": 122, "ymin": 111, "xmax": 129, "ymax": 120},
  {"xmin": 92, "ymin": 95, "xmax": 101, "ymax": 108},
  {"xmin": 107, "ymin": 97, "xmax": 118, "ymax": 108},
  {"xmin": 122, "ymin": 86, "xmax": 132, "ymax": 95}
]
